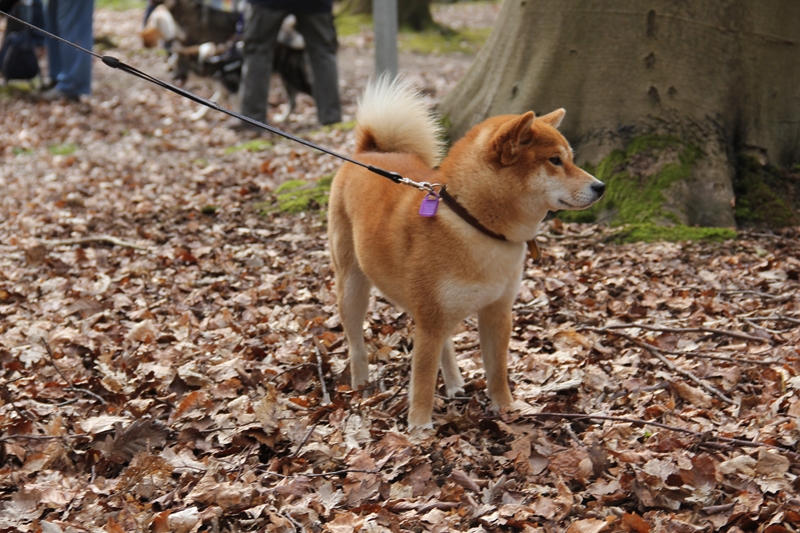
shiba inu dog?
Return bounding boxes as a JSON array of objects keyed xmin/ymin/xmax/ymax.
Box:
[{"xmin": 328, "ymin": 78, "xmax": 605, "ymax": 428}]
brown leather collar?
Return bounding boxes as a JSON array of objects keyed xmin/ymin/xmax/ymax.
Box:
[{"xmin": 439, "ymin": 185, "xmax": 541, "ymax": 262}]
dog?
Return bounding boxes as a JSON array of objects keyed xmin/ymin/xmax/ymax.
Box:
[
  {"xmin": 142, "ymin": 0, "xmax": 311, "ymax": 121},
  {"xmin": 140, "ymin": 4, "xmax": 185, "ymax": 51},
  {"xmin": 328, "ymin": 78, "xmax": 606, "ymax": 428}
]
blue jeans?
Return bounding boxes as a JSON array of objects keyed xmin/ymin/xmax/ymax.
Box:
[{"xmin": 46, "ymin": 0, "xmax": 94, "ymax": 95}]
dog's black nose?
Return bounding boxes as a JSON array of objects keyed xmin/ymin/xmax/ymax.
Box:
[{"xmin": 591, "ymin": 182, "xmax": 606, "ymax": 196}]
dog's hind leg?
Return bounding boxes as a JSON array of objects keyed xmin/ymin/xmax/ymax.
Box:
[
  {"xmin": 440, "ymin": 338, "xmax": 465, "ymax": 398},
  {"xmin": 477, "ymin": 297, "xmax": 515, "ymax": 411},
  {"xmin": 338, "ymin": 266, "xmax": 371, "ymax": 391}
]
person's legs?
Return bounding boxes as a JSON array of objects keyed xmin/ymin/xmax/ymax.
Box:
[
  {"xmin": 296, "ymin": 11, "xmax": 341, "ymax": 125},
  {"xmin": 45, "ymin": 0, "xmax": 62, "ymax": 84},
  {"xmin": 52, "ymin": 0, "xmax": 93, "ymax": 95},
  {"xmin": 237, "ymin": 4, "xmax": 285, "ymax": 124}
]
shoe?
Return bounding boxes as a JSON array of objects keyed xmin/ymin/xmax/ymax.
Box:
[{"xmin": 39, "ymin": 88, "xmax": 80, "ymax": 103}]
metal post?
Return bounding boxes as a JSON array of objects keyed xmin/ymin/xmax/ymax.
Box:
[{"xmin": 373, "ymin": 0, "xmax": 398, "ymax": 78}]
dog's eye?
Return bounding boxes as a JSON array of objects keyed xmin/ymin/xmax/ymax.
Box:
[{"xmin": 549, "ymin": 156, "xmax": 562, "ymax": 166}]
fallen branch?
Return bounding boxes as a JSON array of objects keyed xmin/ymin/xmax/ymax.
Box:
[
  {"xmin": 742, "ymin": 318, "xmax": 795, "ymax": 335},
  {"xmin": 261, "ymin": 468, "xmax": 380, "ymax": 479},
  {"xmin": 40, "ymin": 235, "xmax": 150, "ymax": 250},
  {"xmin": 0, "ymin": 433, "xmax": 90, "ymax": 442},
  {"xmin": 594, "ymin": 323, "xmax": 768, "ymax": 343},
  {"xmin": 585, "ymin": 328, "xmax": 734, "ymax": 404},
  {"xmin": 519, "ymin": 411, "xmax": 800, "ymax": 461},
  {"xmin": 0, "ymin": 378, "xmax": 33, "ymax": 421},
  {"xmin": 642, "ymin": 347, "xmax": 778, "ymax": 366},
  {"xmin": 312, "ymin": 337, "xmax": 331, "ymax": 405},
  {"xmin": 745, "ymin": 315, "xmax": 800, "ymax": 325},
  {"xmin": 42, "ymin": 339, "xmax": 107, "ymax": 405},
  {"xmin": 290, "ymin": 420, "xmax": 321, "ymax": 459},
  {"xmin": 720, "ymin": 290, "xmax": 786, "ymax": 300}
]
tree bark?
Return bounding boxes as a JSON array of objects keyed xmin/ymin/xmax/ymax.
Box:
[
  {"xmin": 337, "ymin": 0, "xmax": 435, "ymax": 31},
  {"xmin": 439, "ymin": 0, "xmax": 800, "ymax": 228}
]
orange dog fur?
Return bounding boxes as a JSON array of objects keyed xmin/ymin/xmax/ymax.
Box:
[{"xmin": 328, "ymin": 78, "xmax": 605, "ymax": 428}]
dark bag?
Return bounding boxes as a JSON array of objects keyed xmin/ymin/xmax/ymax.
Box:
[
  {"xmin": 0, "ymin": 0, "xmax": 42, "ymax": 81},
  {"xmin": 0, "ymin": 29, "xmax": 40, "ymax": 80}
]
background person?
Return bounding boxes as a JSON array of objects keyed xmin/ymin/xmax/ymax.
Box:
[
  {"xmin": 41, "ymin": 0, "xmax": 94, "ymax": 102},
  {"xmin": 229, "ymin": 0, "xmax": 341, "ymax": 131}
]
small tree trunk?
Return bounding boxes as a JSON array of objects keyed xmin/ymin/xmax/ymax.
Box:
[
  {"xmin": 439, "ymin": 0, "xmax": 800, "ymax": 228},
  {"xmin": 398, "ymin": 0, "xmax": 434, "ymax": 31},
  {"xmin": 337, "ymin": 0, "xmax": 372, "ymax": 16},
  {"xmin": 338, "ymin": 0, "xmax": 435, "ymax": 31}
]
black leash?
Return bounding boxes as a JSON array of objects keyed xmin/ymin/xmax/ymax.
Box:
[
  {"xmin": 0, "ymin": 9, "xmax": 430, "ymax": 191},
  {"xmin": 2, "ymin": 10, "xmax": 542, "ymax": 260}
]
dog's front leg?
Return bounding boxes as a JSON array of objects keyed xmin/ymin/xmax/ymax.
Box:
[
  {"xmin": 408, "ymin": 327, "xmax": 448, "ymax": 429},
  {"xmin": 477, "ymin": 298, "xmax": 515, "ymax": 410}
]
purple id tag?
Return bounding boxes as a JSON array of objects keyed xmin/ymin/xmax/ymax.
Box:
[{"xmin": 419, "ymin": 192, "xmax": 440, "ymax": 217}]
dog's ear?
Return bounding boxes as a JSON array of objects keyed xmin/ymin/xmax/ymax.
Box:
[
  {"xmin": 494, "ymin": 111, "xmax": 535, "ymax": 166},
  {"xmin": 537, "ymin": 108, "xmax": 566, "ymax": 128}
]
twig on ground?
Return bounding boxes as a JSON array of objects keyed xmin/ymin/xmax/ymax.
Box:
[
  {"xmin": 261, "ymin": 468, "xmax": 381, "ymax": 479},
  {"xmin": 268, "ymin": 363, "xmax": 317, "ymax": 384},
  {"xmin": 586, "ymin": 328, "xmax": 734, "ymax": 404},
  {"xmin": 387, "ymin": 501, "xmax": 462, "ymax": 513},
  {"xmin": 649, "ymin": 347, "xmax": 779, "ymax": 366},
  {"xmin": 291, "ymin": 420, "xmax": 321, "ymax": 459},
  {"xmin": 312, "ymin": 337, "xmax": 330, "ymax": 405},
  {"xmin": 742, "ymin": 318, "xmax": 795, "ymax": 334},
  {"xmin": 381, "ymin": 380, "xmax": 408, "ymax": 410},
  {"xmin": 281, "ymin": 511, "xmax": 306, "ymax": 533},
  {"xmin": 745, "ymin": 315, "xmax": 800, "ymax": 325},
  {"xmin": 0, "ymin": 378, "xmax": 33, "ymax": 421},
  {"xmin": 0, "ymin": 434, "xmax": 89, "ymax": 442},
  {"xmin": 608, "ymin": 380, "xmax": 671, "ymax": 401},
  {"xmin": 720, "ymin": 290, "xmax": 786, "ymax": 300},
  {"xmin": 41, "ymin": 339, "xmax": 107, "ymax": 405},
  {"xmin": 40, "ymin": 235, "xmax": 150, "ymax": 250},
  {"xmin": 740, "ymin": 231, "xmax": 800, "ymax": 245},
  {"xmin": 234, "ymin": 445, "xmax": 257, "ymax": 483},
  {"xmin": 521, "ymin": 411, "xmax": 800, "ymax": 461},
  {"xmin": 596, "ymin": 323, "xmax": 768, "ymax": 343}
]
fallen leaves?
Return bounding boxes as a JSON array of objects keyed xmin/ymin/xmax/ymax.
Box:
[{"xmin": 1, "ymin": 4, "xmax": 800, "ymax": 533}]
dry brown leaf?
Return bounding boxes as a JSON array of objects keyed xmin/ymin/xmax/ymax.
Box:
[
  {"xmin": 565, "ymin": 518, "xmax": 610, "ymax": 533},
  {"xmin": 98, "ymin": 419, "xmax": 169, "ymax": 464},
  {"xmin": 622, "ymin": 512, "xmax": 651, "ymax": 533},
  {"xmin": 671, "ymin": 380, "xmax": 714, "ymax": 408}
]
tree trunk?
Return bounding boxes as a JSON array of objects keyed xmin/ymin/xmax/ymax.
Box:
[
  {"xmin": 337, "ymin": 0, "xmax": 372, "ymax": 16},
  {"xmin": 439, "ymin": 0, "xmax": 800, "ymax": 228},
  {"xmin": 337, "ymin": 0, "xmax": 435, "ymax": 31}
]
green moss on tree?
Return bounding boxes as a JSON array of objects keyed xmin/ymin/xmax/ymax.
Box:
[
  {"xmin": 561, "ymin": 134, "xmax": 701, "ymax": 226},
  {"xmin": 734, "ymin": 156, "xmax": 800, "ymax": 228},
  {"xmin": 260, "ymin": 175, "xmax": 333, "ymax": 214},
  {"xmin": 557, "ymin": 135, "xmax": 735, "ymax": 242}
]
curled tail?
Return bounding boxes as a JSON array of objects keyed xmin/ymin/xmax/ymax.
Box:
[{"xmin": 354, "ymin": 76, "xmax": 445, "ymax": 168}]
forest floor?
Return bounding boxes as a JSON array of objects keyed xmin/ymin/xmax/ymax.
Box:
[{"xmin": 1, "ymin": 4, "xmax": 800, "ymax": 533}]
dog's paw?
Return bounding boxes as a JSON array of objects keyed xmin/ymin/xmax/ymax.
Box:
[
  {"xmin": 274, "ymin": 107, "xmax": 290, "ymax": 123},
  {"xmin": 444, "ymin": 385, "xmax": 466, "ymax": 398},
  {"xmin": 407, "ymin": 412, "xmax": 434, "ymax": 430}
]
